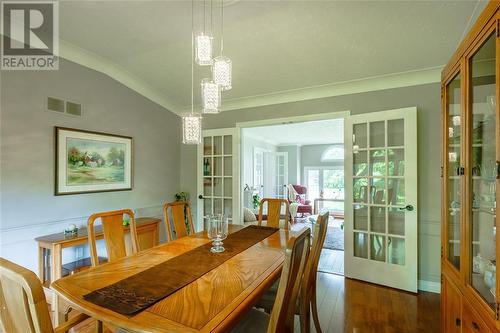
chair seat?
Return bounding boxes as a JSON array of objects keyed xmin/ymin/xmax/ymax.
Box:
[{"xmin": 232, "ymin": 308, "xmax": 270, "ymax": 333}]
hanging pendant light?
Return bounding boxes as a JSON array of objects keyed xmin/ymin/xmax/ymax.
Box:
[
  {"xmin": 183, "ymin": 0, "xmax": 202, "ymax": 145},
  {"xmin": 213, "ymin": 56, "xmax": 232, "ymax": 91},
  {"xmin": 201, "ymin": 78, "xmax": 221, "ymax": 113},
  {"xmin": 212, "ymin": 0, "xmax": 232, "ymax": 91},
  {"xmin": 195, "ymin": 0, "xmax": 212, "ymax": 66},
  {"xmin": 182, "ymin": 113, "xmax": 202, "ymax": 144},
  {"xmin": 195, "ymin": 34, "xmax": 213, "ymax": 66}
]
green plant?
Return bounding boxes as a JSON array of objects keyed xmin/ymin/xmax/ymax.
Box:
[
  {"xmin": 175, "ymin": 191, "xmax": 189, "ymax": 202},
  {"xmin": 252, "ymin": 194, "xmax": 261, "ymax": 210}
]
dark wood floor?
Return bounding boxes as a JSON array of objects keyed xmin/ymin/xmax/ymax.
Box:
[{"xmin": 64, "ymin": 272, "xmax": 440, "ymax": 333}]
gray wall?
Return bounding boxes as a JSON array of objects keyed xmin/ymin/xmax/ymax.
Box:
[
  {"xmin": 0, "ymin": 59, "xmax": 181, "ymax": 272},
  {"xmin": 182, "ymin": 82, "xmax": 441, "ymax": 284},
  {"xmin": 301, "ymin": 144, "xmax": 344, "ymax": 177}
]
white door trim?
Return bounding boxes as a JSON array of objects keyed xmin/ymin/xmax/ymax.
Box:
[{"xmin": 235, "ymin": 110, "xmax": 350, "ymax": 128}]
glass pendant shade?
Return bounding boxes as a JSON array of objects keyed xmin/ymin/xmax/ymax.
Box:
[
  {"xmin": 182, "ymin": 114, "xmax": 202, "ymax": 144},
  {"xmin": 201, "ymin": 78, "xmax": 221, "ymax": 113},
  {"xmin": 195, "ymin": 34, "xmax": 213, "ymax": 66},
  {"xmin": 213, "ymin": 56, "xmax": 232, "ymax": 91}
]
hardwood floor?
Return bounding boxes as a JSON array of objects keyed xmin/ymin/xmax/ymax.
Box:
[
  {"xmin": 60, "ymin": 272, "xmax": 439, "ymax": 333},
  {"xmin": 318, "ymin": 249, "xmax": 344, "ymax": 275}
]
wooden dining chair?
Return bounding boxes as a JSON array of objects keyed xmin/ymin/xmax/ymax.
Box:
[
  {"xmin": 0, "ymin": 257, "xmax": 89, "ymax": 333},
  {"xmin": 163, "ymin": 201, "xmax": 195, "ymax": 241},
  {"xmin": 258, "ymin": 198, "xmax": 290, "ymax": 230},
  {"xmin": 232, "ymin": 227, "xmax": 311, "ymax": 333},
  {"xmin": 256, "ymin": 212, "xmax": 329, "ymax": 333},
  {"xmin": 87, "ymin": 209, "xmax": 139, "ymax": 267}
]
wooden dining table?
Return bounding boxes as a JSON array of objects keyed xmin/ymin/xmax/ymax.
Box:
[{"xmin": 51, "ymin": 224, "xmax": 291, "ymax": 332}]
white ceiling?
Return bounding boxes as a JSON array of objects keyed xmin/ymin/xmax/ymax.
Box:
[
  {"xmin": 54, "ymin": 0, "xmax": 487, "ymax": 113},
  {"xmin": 244, "ymin": 118, "xmax": 344, "ymax": 145}
]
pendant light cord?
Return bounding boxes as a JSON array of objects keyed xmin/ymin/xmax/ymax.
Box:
[
  {"xmin": 221, "ymin": 0, "xmax": 224, "ymax": 55},
  {"xmin": 191, "ymin": 0, "xmax": 194, "ymax": 114}
]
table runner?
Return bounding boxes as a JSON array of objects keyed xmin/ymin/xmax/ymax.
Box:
[{"xmin": 83, "ymin": 225, "xmax": 279, "ymax": 315}]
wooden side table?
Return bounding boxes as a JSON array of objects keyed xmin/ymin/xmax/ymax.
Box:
[{"xmin": 35, "ymin": 217, "xmax": 160, "ymax": 324}]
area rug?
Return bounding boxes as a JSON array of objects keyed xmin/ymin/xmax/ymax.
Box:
[{"xmin": 323, "ymin": 225, "xmax": 344, "ymax": 251}]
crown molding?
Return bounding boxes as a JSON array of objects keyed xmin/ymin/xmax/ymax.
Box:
[
  {"xmin": 218, "ymin": 66, "xmax": 443, "ymax": 112},
  {"xmin": 59, "ymin": 39, "xmax": 179, "ymax": 114}
]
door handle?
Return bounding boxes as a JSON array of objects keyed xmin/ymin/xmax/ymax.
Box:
[
  {"xmin": 399, "ymin": 205, "xmax": 414, "ymax": 212},
  {"xmin": 198, "ymin": 195, "xmax": 203, "ymax": 199}
]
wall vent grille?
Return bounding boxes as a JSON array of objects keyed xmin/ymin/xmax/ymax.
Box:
[{"xmin": 46, "ymin": 97, "xmax": 82, "ymax": 117}]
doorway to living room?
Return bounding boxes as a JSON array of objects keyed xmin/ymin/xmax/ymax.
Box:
[{"xmin": 240, "ymin": 117, "xmax": 345, "ymax": 276}]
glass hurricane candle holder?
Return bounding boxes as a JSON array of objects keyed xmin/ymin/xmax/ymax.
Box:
[{"xmin": 206, "ymin": 213, "xmax": 228, "ymax": 253}]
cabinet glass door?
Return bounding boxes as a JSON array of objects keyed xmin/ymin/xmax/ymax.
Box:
[
  {"xmin": 469, "ymin": 32, "xmax": 497, "ymax": 309},
  {"xmin": 446, "ymin": 73, "xmax": 462, "ymax": 270}
]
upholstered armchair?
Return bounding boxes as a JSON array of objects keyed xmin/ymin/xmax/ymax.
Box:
[{"xmin": 290, "ymin": 184, "xmax": 313, "ymax": 216}]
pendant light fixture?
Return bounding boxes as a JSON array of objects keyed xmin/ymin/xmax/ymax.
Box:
[
  {"xmin": 183, "ymin": 0, "xmax": 202, "ymax": 144},
  {"xmin": 201, "ymin": 0, "xmax": 220, "ymax": 113},
  {"xmin": 212, "ymin": 0, "xmax": 232, "ymax": 91},
  {"xmin": 194, "ymin": 0, "xmax": 213, "ymax": 66},
  {"xmin": 201, "ymin": 78, "xmax": 221, "ymax": 113}
]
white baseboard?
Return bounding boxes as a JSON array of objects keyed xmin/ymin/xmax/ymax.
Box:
[{"xmin": 418, "ymin": 279, "xmax": 441, "ymax": 293}]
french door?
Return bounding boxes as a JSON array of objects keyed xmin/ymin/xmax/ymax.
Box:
[
  {"xmin": 197, "ymin": 128, "xmax": 240, "ymax": 230},
  {"xmin": 344, "ymin": 107, "xmax": 418, "ymax": 292},
  {"xmin": 275, "ymin": 152, "xmax": 288, "ymax": 199}
]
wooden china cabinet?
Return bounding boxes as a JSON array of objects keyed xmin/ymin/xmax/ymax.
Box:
[{"xmin": 441, "ymin": 2, "xmax": 500, "ymax": 332}]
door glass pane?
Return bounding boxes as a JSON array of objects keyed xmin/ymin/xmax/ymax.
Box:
[
  {"xmin": 223, "ymin": 135, "xmax": 232, "ymax": 155},
  {"xmin": 224, "ymin": 157, "xmax": 232, "ymax": 176},
  {"xmin": 388, "ymin": 237, "xmax": 405, "ymax": 265},
  {"xmin": 370, "ymin": 234, "xmax": 386, "ymax": 262},
  {"xmin": 354, "ymin": 232, "xmax": 368, "ymax": 259},
  {"xmin": 204, "ymin": 198, "xmax": 212, "ymax": 215},
  {"xmin": 388, "ymin": 119, "xmax": 404, "ymax": 146},
  {"xmin": 214, "ymin": 157, "xmax": 223, "ymax": 176},
  {"xmin": 353, "ymin": 123, "xmax": 367, "ymax": 149},
  {"xmin": 370, "ymin": 207, "xmax": 386, "ymax": 233},
  {"xmin": 446, "ymin": 72, "xmax": 462, "ymax": 270},
  {"xmin": 224, "ymin": 177, "xmax": 232, "ymax": 197},
  {"xmin": 353, "ymin": 151, "xmax": 367, "ymax": 176},
  {"xmin": 388, "ymin": 149, "xmax": 405, "ymax": 176},
  {"xmin": 353, "ymin": 178, "xmax": 368, "ymax": 203},
  {"xmin": 388, "ymin": 208, "xmax": 405, "ymax": 236},
  {"xmin": 213, "ymin": 178, "xmax": 222, "ymax": 197},
  {"xmin": 388, "ymin": 179, "xmax": 405, "ymax": 206},
  {"xmin": 213, "ymin": 136, "xmax": 222, "ymax": 155},
  {"xmin": 203, "ymin": 178, "xmax": 212, "ymax": 196},
  {"xmin": 214, "ymin": 198, "xmax": 223, "ymax": 215},
  {"xmin": 224, "ymin": 199, "xmax": 232, "ymax": 218},
  {"xmin": 307, "ymin": 170, "xmax": 320, "ymax": 200},
  {"xmin": 470, "ymin": 33, "xmax": 496, "ymax": 308},
  {"xmin": 370, "ymin": 178, "xmax": 386, "ymax": 204},
  {"xmin": 369, "ymin": 121, "xmax": 385, "ymax": 148},
  {"xmin": 369, "ymin": 150, "xmax": 386, "ymax": 176},
  {"xmin": 353, "ymin": 205, "xmax": 368, "ymax": 231},
  {"xmin": 203, "ymin": 137, "xmax": 212, "ymax": 156}
]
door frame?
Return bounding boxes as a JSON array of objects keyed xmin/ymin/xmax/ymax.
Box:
[
  {"xmin": 197, "ymin": 127, "xmax": 241, "ymax": 230},
  {"xmin": 344, "ymin": 106, "xmax": 418, "ymax": 292}
]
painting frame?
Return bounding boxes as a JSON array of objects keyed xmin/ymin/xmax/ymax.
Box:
[{"xmin": 55, "ymin": 127, "xmax": 133, "ymax": 195}]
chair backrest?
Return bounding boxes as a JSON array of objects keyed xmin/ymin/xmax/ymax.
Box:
[
  {"xmin": 163, "ymin": 201, "xmax": 194, "ymax": 241},
  {"xmin": 258, "ymin": 198, "xmax": 290, "ymax": 229},
  {"xmin": 292, "ymin": 184, "xmax": 307, "ymax": 195},
  {"xmin": 268, "ymin": 227, "xmax": 311, "ymax": 333},
  {"xmin": 0, "ymin": 258, "xmax": 54, "ymax": 333},
  {"xmin": 303, "ymin": 212, "xmax": 329, "ymax": 296},
  {"xmin": 87, "ymin": 209, "xmax": 139, "ymax": 267}
]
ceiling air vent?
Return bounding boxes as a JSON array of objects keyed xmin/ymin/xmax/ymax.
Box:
[
  {"xmin": 66, "ymin": 101, "xmax": 82, "ymax": 116},
  {"xmin": 47, "ymin": 97, "xmax": 64, "ymax": 113}
]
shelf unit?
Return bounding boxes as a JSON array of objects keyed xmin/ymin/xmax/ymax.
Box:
[{"xmin": 441, "ymin": 2, "xmax": 500, "ymax": 332}]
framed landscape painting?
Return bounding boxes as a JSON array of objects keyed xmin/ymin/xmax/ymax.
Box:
[{"xmin": 55, "ymin": 127, "xmax": 133, "ymax": 195}]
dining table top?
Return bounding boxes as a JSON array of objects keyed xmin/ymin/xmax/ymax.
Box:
[{"xmin": 51, "ymin": 224, "xmax": 291, "ymax": 333}]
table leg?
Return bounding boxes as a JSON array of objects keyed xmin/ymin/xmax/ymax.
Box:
[{"xmin": 51, "ymin": 244, "xmax": 66, "ymax": 326}]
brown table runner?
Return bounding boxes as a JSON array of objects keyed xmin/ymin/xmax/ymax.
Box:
[{"xmin": 84, "ymin": 225, "xmax": 279, "ymax": 315}]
